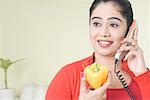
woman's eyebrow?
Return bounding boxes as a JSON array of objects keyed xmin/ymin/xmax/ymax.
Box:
[
  {"xmin": 107, "ymin": 17, "xmax": 123, "ymax": 23},
  {"xmin": 90, "ymin": 17, "xmax": 122, "ymax": 23},
  {"xmin": 91, "ymin": 17, "xmax": 102, "ymax": 20}
]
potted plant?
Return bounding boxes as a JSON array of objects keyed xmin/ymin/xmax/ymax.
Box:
[{"xmin": 0, "ymin": 58, "xmax": 24, "ymax": 100}]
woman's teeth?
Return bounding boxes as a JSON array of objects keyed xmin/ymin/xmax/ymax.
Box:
[
  {"xmin": 98, "ymin": 41, "xmax": 112, "ymax": 45},
  {"xmin": 98, "ymin": 40, "xmax": 113, "ymax": 48}
]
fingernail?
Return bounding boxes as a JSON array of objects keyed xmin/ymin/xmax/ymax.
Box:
[
  {"xmin": 123, "ymin": 58, "xmax": 127, "ymax": 61},
  {"xmin": 80, "ymin": 72, "xmax": 85, "ymax": 78}
]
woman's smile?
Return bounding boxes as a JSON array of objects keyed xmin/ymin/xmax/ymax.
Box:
[{"xmin": 97, "ymin": 40, "xmax": 113, "ymax": 48}]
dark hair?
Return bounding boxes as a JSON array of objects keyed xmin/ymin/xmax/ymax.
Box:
[{"xmin": 89, "ymin": 0, "xmax": 133, "ymax": 36}]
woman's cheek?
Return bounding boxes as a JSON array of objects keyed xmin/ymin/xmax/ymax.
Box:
[
  {"xmin": 111, "ymin": 34, "xmax": 124, "ymax": 49},
  {"xmin": 111, "ymin": 31, "xmax": 125, "ymax": 40},
  {"xmin": 89, "ymin": 32, "xmax": 98, "ymax": 41}
]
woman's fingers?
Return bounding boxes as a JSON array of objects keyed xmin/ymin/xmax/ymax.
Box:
[
  {"xmin": 119, "ymin": 39, "xmax": 137, "ymax": 52},
  {"xmin": 119, "ymin": 43, "xmax": 143, "ymax": 61},
  {"xmin": 123, "ymin": 47, "xmax": 137, "ymax": 61},
  {"xmin": 79, "ymin": 71, "xmax": 112, "ymax": 100},
  {"xmin": 80, "ymin": 72, "xmax": 87, "ymax": 92},
  {"xmin": 118, "ymin": 37, "xmax": 143, "ymax": 61},
  {"xmin": 123, "ymin": 45, "xmax": 143, "ymax": 61},
  {"xmin": 133, "ymin": 27, "xmax": 138, "ymax": 41},
  {"xmin": 126, "ymin": 20, "xmax": 136, "ymax": 38},
  {"xmin": 118, "ymin": 45, "xmax": 132, "ymax": 53},
  {"xmin": 91, "ymin": 71, "xmax": 112, "ymax": 94},
  {"xmin": 125, "ymin": 20, "xmax": 138, "ymax": 42},
  {"xmin": 98, "ymin": 71, "xmax": 112, "ymax": 92},
  {"xmin": 121, "ymin": 37, "xmax": 137, "ymax": 45}
]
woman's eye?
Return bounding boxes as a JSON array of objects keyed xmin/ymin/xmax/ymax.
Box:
[
  {"xmin": 93, "ymin": 22, "xmax": 101, "ymax": 27},
  {"xmin": 110, "ymin": 23, "xmax": 119, "ymax": 28}
]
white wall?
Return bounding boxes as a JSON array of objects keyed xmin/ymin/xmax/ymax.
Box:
[
  {"xmin": 0, "ymin": 0, "xmax": 149, "ymax": 95},
  {"xmin": 130, "ymin": 0, "xmax": 150, "ymax": 67}
]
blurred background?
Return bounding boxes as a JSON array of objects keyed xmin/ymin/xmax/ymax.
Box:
[{"xmin": 0, "ymin": 0, "xmax": 150, "ymax": 96}]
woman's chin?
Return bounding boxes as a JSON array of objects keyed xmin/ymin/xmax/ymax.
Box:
[{"xmin": 95, "ymin": 50, "xmax": 115, "ymax": 57}]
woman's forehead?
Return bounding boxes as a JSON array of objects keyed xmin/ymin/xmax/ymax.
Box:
[{"xmin": 91, "ymin": 2, "xmax": 125, "ymax": 22}]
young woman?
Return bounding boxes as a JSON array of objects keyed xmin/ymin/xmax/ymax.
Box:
[{"xmin": 46, "ymin": 0, "xmax": 150, "ymax": 99}]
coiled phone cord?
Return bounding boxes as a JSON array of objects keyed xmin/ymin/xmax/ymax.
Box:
[{"xmin": 114, "ymin": 59, "xmax": 136, "ymax": 100}]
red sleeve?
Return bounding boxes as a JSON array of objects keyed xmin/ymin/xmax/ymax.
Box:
[
  {"xmin": 133, "ymin": 70, "xmax": 150, "ymax": 100},
  {"xmin": 45, "ymin": 68, "xmax": 72, "ymax": 100},
  {"xmin": 122, "ymin": 61, "xmax": 150, "ymax": 99}
]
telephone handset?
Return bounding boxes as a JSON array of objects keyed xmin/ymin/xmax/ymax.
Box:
[
  {"xmin": 114, "ymin": 20, "xmax": 136, "ymax": 62},
  {"xmin": 114, "ymin": 20, "xmax": 137, "ymax": 100}
]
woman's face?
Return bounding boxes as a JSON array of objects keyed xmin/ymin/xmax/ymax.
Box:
[{"xmin": 89, "ymin": 2, "xmax": 127, "ymax": 57}]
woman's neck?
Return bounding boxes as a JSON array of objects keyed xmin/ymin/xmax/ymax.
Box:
[{"xmin": 94, "ymin": 52, "xmax": 116, "ymax": 71}]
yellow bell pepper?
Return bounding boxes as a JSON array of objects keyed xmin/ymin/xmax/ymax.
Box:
[{"xmin": 84, "ymin": 63, "xmax": 108, "ymax": 89}]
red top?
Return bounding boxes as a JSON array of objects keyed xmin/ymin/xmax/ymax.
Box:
[{"xmin": 45, "ymin": 54, "xmax": 150, "ymax": 100}]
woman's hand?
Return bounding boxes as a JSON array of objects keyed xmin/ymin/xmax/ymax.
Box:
[
  {"xmin": 119, "ymin": 20, "xmax": 148, "ymax": 76},
  {"xmin": 79, "ymin": 72, "xmax": 112, "ymax": 100}
]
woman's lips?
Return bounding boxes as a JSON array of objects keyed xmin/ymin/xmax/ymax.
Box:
[{"xmin": 97, "ymin": 40, "xmax": 113, "ymax": 48}]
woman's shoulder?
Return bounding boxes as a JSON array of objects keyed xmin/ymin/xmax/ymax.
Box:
[
  {"xmin": 59, "ymin": 56, "xmax": 92, "ymax": 75},
  {"xmin": 61, "ymin": 55, "xmax": 93, "ymax": 73}
]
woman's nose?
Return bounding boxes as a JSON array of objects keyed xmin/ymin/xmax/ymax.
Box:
[{"xmin": 99, "ymin": 26, "xmax": 110, "ymax": 37}]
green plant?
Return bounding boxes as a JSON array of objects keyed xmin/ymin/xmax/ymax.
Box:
[{"xmin": 0, "ymin": 58, "xmax": 25, "ymax": 89}]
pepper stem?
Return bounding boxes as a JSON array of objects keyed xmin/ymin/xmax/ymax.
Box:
[{"xmin": 94, "ymin": 64, "xmax": 100, "ymax": 72}]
